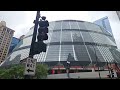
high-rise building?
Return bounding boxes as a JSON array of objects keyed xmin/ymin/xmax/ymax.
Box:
[
  {"xmin": 94, "ymin": 16, "xmax": 113, "ymax": 35},
  {"xmin": 0, "ymin": 21, "xmax": 14, "ymax": 64},
  {"xmin": 116, "ymin": 11, "xmax": 120, "ymax": 20},
  {"xmin": 8, "ymin": 35, "xmax": 25, "ymax": 54},
  {"xmin": 19, "ymin": 35, "xmax": 25, "ymax": 40},
  {"xmin": 8, "ymin": 37, "xmax": 20, "ymax": 54},
  {"xmin": 93, "ymin": 16, "xmax": 116, "ymax": 43},
  {"xmin": 1, "ymin": 20, "xmax": 120, "ymax": 69}
]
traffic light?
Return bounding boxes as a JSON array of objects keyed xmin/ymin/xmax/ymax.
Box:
[
  {"xmin": 37, "ymin": 16, "xmax": 49, "ymax": 41},
  {"xmin": 33, "ymin": 16, "xmax": 49, "ymax": 55},
  {"xmin": 33, "ymin": 41, "xmax": 47, "ymax": 55},
  {"xmin": 111, "ymin": 68, "xmax": 114, "ymax": 78}
]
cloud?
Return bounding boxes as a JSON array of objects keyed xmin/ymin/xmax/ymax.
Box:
[{"xmin": 0, "ymin": 11, "xmax": 120, "ymax": 49}]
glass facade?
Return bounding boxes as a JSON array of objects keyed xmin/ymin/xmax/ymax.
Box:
[
  {"xmin": 1, "ymin": 20, "xmax": 120, "ymax": 67},
  {"xmin": 93, "ymin": 16, "xmax": 116, "ymax": 43}
]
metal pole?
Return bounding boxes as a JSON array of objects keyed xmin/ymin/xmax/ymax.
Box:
[
  {"xmin": 29, "ymin": 11, "xmax": 40, "ymax": 58},
  {"xmin": 92, "ymin": 45, "xmax": 101, "ymax": 79},
  {"xmin": 24, "ymin": 11, "xmax": 40, "ymax": 79}
]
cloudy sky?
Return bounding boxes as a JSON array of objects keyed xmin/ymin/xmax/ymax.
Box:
[{"xmin": 0, "ymin": 11, "xmax": 120, "ymax": 48}]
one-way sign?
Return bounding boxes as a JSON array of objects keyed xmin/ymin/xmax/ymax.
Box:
[{"xmin": 24, "ymin": 57, "xmax": 37, "ymax": 76}]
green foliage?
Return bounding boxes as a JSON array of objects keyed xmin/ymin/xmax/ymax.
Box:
[
  {"xmin": 35, "ymin": 64, "xmax": 48, "ymax": 79},
  {"xmin": 0, "ymin": 64, "xmax": 48, "ymax": 79}
]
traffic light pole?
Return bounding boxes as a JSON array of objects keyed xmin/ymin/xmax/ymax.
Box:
[
  {"xmin": 24, "ymin": 11, "xmax": 40, "ymax": 79},
  {"xmin": 29, "ymin": 11, "xmax": 40, "ymax": 58}
]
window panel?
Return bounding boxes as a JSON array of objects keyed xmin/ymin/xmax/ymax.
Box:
[
  {"xmin": 60, "ymin": 45, "xmax": 74, "ymax": 61},
  {"xmin": 77, "ymin": 21, "xmax": 86, "ymax": 29},
  {"xmin": 46, "ymin": 45, "xmax": 59, "ymax": 62},
  {"xmin": 18, "ymin": 37, "xmax": 32, "ymax": 48},
  {"xmin": 84, "ymin": 22, "xmax": 102, "ymax": 32},
  {"xmin": 51, "ymin": 31, "xmax": 60, "ymax": 42},
  {"xmin": 62, "ymin": 21, "xmax": 70, "ymax": 29},
  {"xmin": 98, "ymin": 46, "xmax": 114, "ymax": 63},
  {"xmin": 61, "ymin": 30, "xmax": 72, "ymax": 42},
  {"xmin": 74, "ymin": 45, "xmax": 90, "ymax": 62},
  {"xmin": 86, "ymin": 45, "xmax": 97, "ymax": 63},
  {"xmin": 54, "ymin": 22, "xmax": 61, "ymax": 30},
  {"xmin": 94, "ymin": 46, "xmax": 105, "ymax": 62},
  {"xmin": 81, "ymin": 32, "xmax": 94, "ymax": 42},
  {"xmin": 72, "ymin": 31, "xmax": 83, "ymax": 42},
  {"xmin": 90, "ymin": 33, "xmax": 116, "ymax": 46},
  {"xmin": 70, "ymin": 21, "xmax": 79, "ymax": 29}
]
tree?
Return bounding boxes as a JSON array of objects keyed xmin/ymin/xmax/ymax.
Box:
[
  {"xmin": 35, "ymin": 64, "xmax": 48, "ymax": 79},
  {"xmin": 0, "ymin": 64, "xmax": 48, "ymax": 79}
]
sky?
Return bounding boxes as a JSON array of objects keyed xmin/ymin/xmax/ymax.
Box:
[{"xmin": 0, "ymin": 11, "xmax": 120, "ymax": 48}]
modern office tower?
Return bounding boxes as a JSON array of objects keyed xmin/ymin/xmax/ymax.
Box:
[
  {"xmin": 1, "ymin": 20, "xmax": 120, "ymax": 69},
  {"xmin": 94, "ymin": 16, "xmax": 113, "ymax": 35},
  {"xmin": 19, "ymin": 35, "xmax": 25, "ymax": 40},
  {"xmin": 93, "ymin": 16, "xmax": 116, "ymax": 43},
  {"xmin": 8, "ymin": 37, "xmax": 20, "ymax": 54},
  {"xmin": 0, "ymin": 21, "xmax": 14, "ymax": 64},
  {"xmin": 116, "ymin": 11, "xmax": 120, "ymax": 21}
]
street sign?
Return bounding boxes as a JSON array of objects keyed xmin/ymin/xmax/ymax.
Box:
[{"xmin": 24, "ymin": 57, "xmax": 37, "ymax": 76}]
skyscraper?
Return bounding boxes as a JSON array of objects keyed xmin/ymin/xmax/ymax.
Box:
[
  {"xmin": 0, "ymin": 21, "xmax": 14, "ymax": 64},
  {"xmin": 116, "ymin": 11, "xmax": 120, "ymax": 21},
  {"xmin": 8, "ymin": 37, "xmax": 20, "ymax": 54},
  {"xmin": 93, "ymin": 16, "xmax": 116, "ymax": 43},
  {"xmin": 94, "ymin": 16, "xmax": 113, "ymax": 35}
]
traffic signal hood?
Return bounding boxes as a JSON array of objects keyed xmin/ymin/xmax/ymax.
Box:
[
  {"xmin": 33, "ymin": 41, "xmax": 47, "ymax": 55},
  {"xmin": 39, "ymin": 20, "xmax": 49, "ymax": 27}
]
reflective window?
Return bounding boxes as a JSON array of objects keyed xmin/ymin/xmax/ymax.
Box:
[
  {"xmin": 86, "ymin": 45, "xmax": 97, "ymax": 63},
  {"xmin": 46, "ymin": 45, "xmax": 59, "ymax": 61},
  {"xmin": 90, "ymin": 33, "xmax": 116, "ymax": 46},
  {"xmin": 107, "ymin": 36, "xmax": 116, "ymax": 43},
  {"xmin": 98, "ymin": 46, "xmax": 114, "ymax": 63},
  {"xmin": 94, "ymin": 46, "xmax": 105, "ymax": 62},
  {"xmin": 74, "ymin": 45, "xmax": 90, "ymax": 62},
  {"xmin": 48, "ymin": 22, "xmax": 55, "ymax": 31},
  {"xmin": 72, "ymin": 31, "xmax": 83, "ymax": 42},
  {"xmin": 51, "ymin": 31, "xmax": 60, "ymax": 42},
  {"xmin": 19, "ymin": 36, "xmax": 32, "ymax": 48},
  {"xmin": 34, "ymin": 52, "xmax": 46, "ymax": 62},
  {"xmin": 100, "ymin": 27, "xmax": 111, "ymax": 36},
  {"xmin": 9, "ymin": 48, "xmax": 29, "ymax": 62},
  {"xmin": 62, "ymin": 21, "xmax": 70, "ymax": 29},
  {"xmin": 54, "ymin": 22, "xmax": 61, "ymax": 30},
  {"xmin": 70, "ymin": 21, "xmax": 79, "ymax": 29},
  {"xmin": 60, "ymin": 45, "xmax": 74, "ymax": 61},
  {"xmin": 81, "ymin": 32, "xmax": 94, "ymax": 42},
  {"xmin": 84, "ymin": 22, "xmax": 102, "ymax": 32},
  {"xmin": 109, "ymin": 49, "xmax": 120, "ymax": 63},
  {"xmin": 61, "ymin": 30, "xmax": 72, "ymax": 42},
  {"xmin": 77, "ymin": 21, "xmax": 86, "ymax": 29}
]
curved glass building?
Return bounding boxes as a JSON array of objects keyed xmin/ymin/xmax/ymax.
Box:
[{"xmin": 1, "ymin": 20, "xmax": 120, "ymax": 67}]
